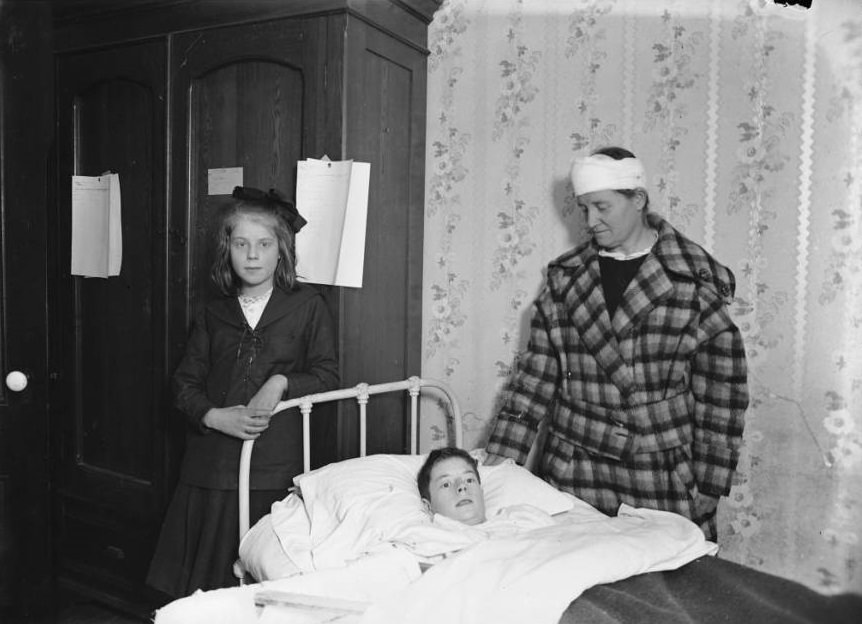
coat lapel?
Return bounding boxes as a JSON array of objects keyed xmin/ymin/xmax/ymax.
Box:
[
  {"xmin": 557, "ymin": 253, "xmax": 635, "ymax": 397},
  {"xmin": 611, "ymin": 253, "xmax": 674, "ymax": 340}
]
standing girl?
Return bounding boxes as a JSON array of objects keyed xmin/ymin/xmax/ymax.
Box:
[{"xmin": 147, "ymin": 186, "xmax": 339, "ymax": 597}]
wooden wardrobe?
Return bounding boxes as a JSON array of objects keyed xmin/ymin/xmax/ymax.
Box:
[{"xmin": 47, "ymin": 0, "xmax": 438, "ymax": 615}]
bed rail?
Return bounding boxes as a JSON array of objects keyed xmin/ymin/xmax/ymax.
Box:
[{"xmin": 238, "ymin": 376, "xmax": 463, "ymax": 541}]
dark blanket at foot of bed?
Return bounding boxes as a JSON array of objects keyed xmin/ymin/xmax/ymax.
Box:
[{"xmin": 560, "ymin": 555, "xmax": 862, "ymax": 624}]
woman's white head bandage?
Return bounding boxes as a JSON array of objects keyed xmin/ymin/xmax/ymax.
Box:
[{"xmin": 570, "ymin": 154, "xmax": 647, "ymax": 196}]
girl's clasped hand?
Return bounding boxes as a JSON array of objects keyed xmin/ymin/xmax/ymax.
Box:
[
  {"xmin": 202, "ymin": 405, "xmax": 272, "ymax": 440},
  {"xmin": 204, "ymin": 372, "xmax": 289, "ymax": 439}
]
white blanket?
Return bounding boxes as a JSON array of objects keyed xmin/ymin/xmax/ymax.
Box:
[
  {"xmin": 361, "ymin": 504, "xmax": 717, "ymax": 624},
  {"xmin": 154, "ymin": 504, "xmax": 715, "ymax": 624}
]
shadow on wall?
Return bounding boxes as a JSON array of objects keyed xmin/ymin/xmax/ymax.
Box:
[
  {"xmin": 486, "ymin": 171, "xmax": 587, "ymax": 440},
  {"xmin": 552, "ymin": 173, "xmax": 588, "ymax": 251}
]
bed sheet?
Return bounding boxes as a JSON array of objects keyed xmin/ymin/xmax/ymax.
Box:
[{"xmin": 561, "ymin": 555, "xmax": 862, "ymax": 624}]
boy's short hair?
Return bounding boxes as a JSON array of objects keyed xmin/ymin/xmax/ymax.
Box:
[{"xmin": 417, "ymin": 447, "xmax": 480, "ymax": 501}]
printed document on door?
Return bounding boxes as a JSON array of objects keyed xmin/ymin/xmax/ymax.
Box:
[{"xmin": 71, "ymin": 173, "xmax": 122, "ymax": 278}]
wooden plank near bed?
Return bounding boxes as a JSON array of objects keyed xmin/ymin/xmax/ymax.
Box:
[{"xmin": 254, "ymin": 590, "xmax": 369, "ymax": 618}]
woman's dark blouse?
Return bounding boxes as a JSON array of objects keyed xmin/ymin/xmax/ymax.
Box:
[
  {"xmin": 599, "ymin": 254, "xmax": 648, "ymax": 318},
  {"xmin": 173, "ymin": 283, "xmax": 339, "ymax": 490}
]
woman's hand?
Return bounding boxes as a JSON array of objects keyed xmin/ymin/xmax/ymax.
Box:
[
  {"xmin": 694, "ymin": 492, "xmax": 720, "ymax": 519},
  {"xmin": 202, "ymin": 405, "xmax": 272, "ymax": 440},
  {"xmin": 247, "ymin": 374, "xmax": 288, "ymax": 413}
]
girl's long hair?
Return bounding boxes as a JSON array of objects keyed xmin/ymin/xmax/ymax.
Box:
[{"xmin": 210, "ymin": 193, "xmax": 299, "ymax": 296}]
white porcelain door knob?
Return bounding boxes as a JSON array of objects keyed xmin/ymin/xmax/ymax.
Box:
[{"xmin": 5, "ymin": 370, "xmax": 28, "ymax": 392}]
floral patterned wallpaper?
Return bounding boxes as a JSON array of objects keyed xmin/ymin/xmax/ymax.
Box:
[{"xmin": 420, "ymin": 0, "xmax": 862, "ymax": 595}]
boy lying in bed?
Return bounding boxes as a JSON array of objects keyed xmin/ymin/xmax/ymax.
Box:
[{"xmin": 155, "ymin": 450, "xmax": 715, "ymax": 624}]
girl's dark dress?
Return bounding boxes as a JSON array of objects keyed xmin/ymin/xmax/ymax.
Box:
[{"xmin": 147, "ymin": 284, "xmax": 338, "ymax": 597}]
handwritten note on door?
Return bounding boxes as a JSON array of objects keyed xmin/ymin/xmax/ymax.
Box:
[{"xmin": 295, "ymin": 157, "xmax": 369, "ymax": 288}]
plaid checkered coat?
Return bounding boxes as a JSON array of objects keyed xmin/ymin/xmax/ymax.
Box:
[{"xmin": 486, "ymin": 215, "xmax": 748, "ymax": 539}]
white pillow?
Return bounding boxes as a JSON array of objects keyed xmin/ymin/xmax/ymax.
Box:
[
  {"xmin": 293, "ymin": 452, "xmax": 575, "ymax": 550},
  {"xmin": 479, "ymin": 459, "xmax": 576, "ymax": 517},
  {"xmin": 295, "ymin": 454, "xmax": 427, "ymax": 549}
]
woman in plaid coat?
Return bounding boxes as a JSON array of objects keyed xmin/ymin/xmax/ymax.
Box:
[{"xmin": 485, "ymin": 147, "xmax": 748, "ymax": 541}]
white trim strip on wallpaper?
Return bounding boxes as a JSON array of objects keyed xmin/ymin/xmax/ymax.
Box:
[
  {"xmin": 622, "ymin": 6, "xmax": 635, "ymax": 148},
  {"xmin": 793, "ymin": 10, "xmax": 816, "ymax": 395},
  {"xmin": 703, "ymin": 0, "xmax": 720, "ymax": 252}
]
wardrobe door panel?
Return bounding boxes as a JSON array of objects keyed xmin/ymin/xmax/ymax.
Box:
[
  {"xmin": 75, "ymin": 80, "xmax": 157, "ymax": 477},
  {"xmin": 340, "ymin": 20, "xmax": 428, "ymax": 454},
  {"xmin": 54, "ymin": 39, "xmax": 167, "ymax": 608}
]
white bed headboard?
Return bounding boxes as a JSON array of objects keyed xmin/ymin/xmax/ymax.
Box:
[{"xmin": 238, "ymin": 376, "xmax": 463, "ymax": 541}]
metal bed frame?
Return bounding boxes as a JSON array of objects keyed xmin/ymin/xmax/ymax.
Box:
[{"xmin": 237, "ymin": 376, "xmax": 463, "ymax": 543}]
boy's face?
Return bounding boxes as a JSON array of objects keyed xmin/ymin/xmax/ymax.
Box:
[{"xmin": 423, "ymin": 456, "xmax": 486, "ymax": 525}]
